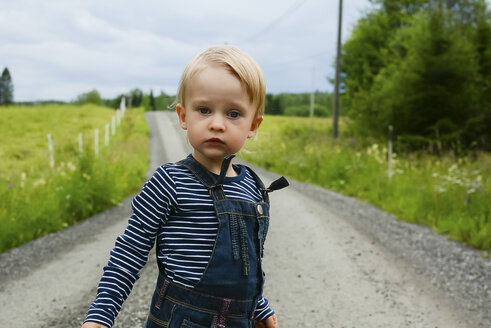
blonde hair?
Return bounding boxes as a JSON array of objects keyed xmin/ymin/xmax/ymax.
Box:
[{"xmin": 175, "ymin": 45, "xmax": 266, "ymax": 118}]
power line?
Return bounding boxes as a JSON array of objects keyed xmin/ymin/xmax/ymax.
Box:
[{"xmin": 241, "ymin": 0, "xmax": 309, "ymax": 43}]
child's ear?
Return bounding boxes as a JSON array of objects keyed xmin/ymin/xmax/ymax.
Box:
[
  {"xmin": 176, "ymin": 104, "xmax": 187, "ymax": 130},
  {"xmin": 248, "ymin": 116, "xmax": 263, "ymax": 138}
]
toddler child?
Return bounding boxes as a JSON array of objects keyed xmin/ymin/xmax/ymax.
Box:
[{"xmin": 82, "ymin": 45, "xmax": 288, "ymax": 328}]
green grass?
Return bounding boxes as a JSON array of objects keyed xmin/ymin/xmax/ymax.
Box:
[
  {"xmin": 239, "ymin": 115, "xmax": 491, "ymax": 253},
  {"xmin": 0, "ymin": 105, "xmax": 149, "ymax": 252}
]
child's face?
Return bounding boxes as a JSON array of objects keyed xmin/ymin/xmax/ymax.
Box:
[{"xmin": 176, "ymin": 64, "xmax": 262, "ymax": 168}]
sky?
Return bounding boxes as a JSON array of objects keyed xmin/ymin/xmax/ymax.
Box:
[{"xmin": 0, "ymin": 0, "xmax": 374, "ymax": 102}]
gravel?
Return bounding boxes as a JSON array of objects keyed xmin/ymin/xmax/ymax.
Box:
[{"xmin": 284, "ymin": 175, "xmax": 491, "ymax": 326}]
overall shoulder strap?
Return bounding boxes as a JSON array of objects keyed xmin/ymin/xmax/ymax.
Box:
[
  {"xmin": 245, "ymin": 166, "xmax": 289, "ymax": 203},
  {"xmin": 178, "ymin": 155, "xmax": 235, "ymax": 201},
  {"xmin": 177, "ymin": 155, "xmax": 217, "ymax": 189}
]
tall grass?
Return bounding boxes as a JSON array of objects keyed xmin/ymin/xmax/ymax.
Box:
[
  {"xmin": 0, "ymin": 105, "xmax": 148, "ymax": 252},
  {"xmin": 240, "ymin": 116, "xmax": 491, "ymax": 253}
]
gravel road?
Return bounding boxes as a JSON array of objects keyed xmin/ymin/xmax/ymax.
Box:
[{"xmin": 0, "ymin": 111, "xmax": 489, "ymax": 328}]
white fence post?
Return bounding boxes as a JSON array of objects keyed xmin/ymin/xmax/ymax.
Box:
[
  {"xmin": 47, "ymin": 134, "xmax": 54, "ymax": 168},
  {"xmin": 105, "ymin": 123, "xmax": 109, "ymax": 146},
  {"xmin": 116, "ymin": 110, "xmax": 121, "ymax": 126},
  {"xmin": 120, "ymin": 97, "xmax": 126, "ymax": 117},
  {"xmin": 94, "ymin": 128, "xmax": 99, "ymax": 157}
]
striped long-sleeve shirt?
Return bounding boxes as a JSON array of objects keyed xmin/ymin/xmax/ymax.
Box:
[{"xmin": 84, "ymin": 161, "xmax": 274, "ymax": 327}]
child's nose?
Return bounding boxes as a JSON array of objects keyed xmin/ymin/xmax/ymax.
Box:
[{"xmin": 209, "ymin": 114, "xmax": 225, "ymax": 131}]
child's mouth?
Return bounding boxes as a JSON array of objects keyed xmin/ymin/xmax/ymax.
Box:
[{"xmin": 205, "ymin": 138, "xmax": 225, "ymax": 146}]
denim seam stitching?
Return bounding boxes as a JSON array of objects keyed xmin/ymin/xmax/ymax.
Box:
[
  {"xmin": 149, "ymin": 312, "xmax": 169, "ymax": 327},
  {"xmin": 238, "ymin": 217, "xmax": 248, "ymax": 276}
]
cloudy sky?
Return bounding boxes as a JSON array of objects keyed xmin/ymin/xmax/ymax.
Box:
[{"xmin": 1, "ymin": 0, "xmax": 373, "ymax": 102}]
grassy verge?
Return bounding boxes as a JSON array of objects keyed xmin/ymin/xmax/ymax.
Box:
[
  {"xmin": 239, "ymin": 116, "xmax": 490, "ymax": 253},
  {"xmin": 0, "ymin": 105, "xmax": 148, "ymax": 252}
]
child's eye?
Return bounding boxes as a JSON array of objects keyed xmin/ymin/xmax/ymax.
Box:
[
  {"xmin": 198, "ymin": 107, "xmax": 210, "ymax": 114},
  {"xmin": 228, "ymin": 111, "xmax": 240, "ymax": 118}
]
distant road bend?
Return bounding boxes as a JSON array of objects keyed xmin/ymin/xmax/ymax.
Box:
[{"xmin": 0, "ymin": 111, "xmax": 489, "ymax": 328}]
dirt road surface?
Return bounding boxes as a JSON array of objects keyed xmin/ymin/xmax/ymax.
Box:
[{"xmin": 0, "ymin": 111, "xmax": 489, "ymax": 328}]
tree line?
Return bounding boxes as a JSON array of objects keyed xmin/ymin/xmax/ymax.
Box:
[
  {"xmin": 9, "ymin": 80, "xmax": 333, "ymax": 119},
  {"xmin": 265, "ymin": 92, "xmax": 333, "ymax": 117},
  {"xmin": 342, "ymin": 0, "xmax": 491, "ymax": 153},
  {"xmin": 74, "ymin": 88, "xmax": 173, "ymax": 111}
]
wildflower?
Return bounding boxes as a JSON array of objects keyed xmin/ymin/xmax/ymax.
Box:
[
  {"xmin": 434, "ymin": 185, "xmax": 447, "ymax": 193},
  {"xmin": 432, "ymin": 173, "xmax": 439, "ymax": 178},
  {"xmin": 448, "ymin": 164, "xmax": 458, "ymax": 172},
  {"xmin": 475, "ymin": 181, "xmax": 482, "ymax": 193},
  {"xmin": 66, "ymin": 194, "xmax": 71, "ymax": 199},
  {"xmin": 82, "ymin": 173, "xmax": 91, "ymax": 180},
  {"xmin": 8, "ymin": 183, "xmax": 13, "ymax": 189},
  {"xmin": 67, "ymin": 162, "xmax": 77, "ymax": 172},
  {"xmin": 21, "ymin": 172, "xmax": 27, "ymax": 180},
  {"xmin": 33, "ymin": 179, "xmax": 46, "ymax": 187}
]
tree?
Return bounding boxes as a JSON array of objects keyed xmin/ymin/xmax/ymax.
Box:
[
  {"xmin": 341, "ymin": 11, "xmax": 392, "ymax": 136},
  {"xmin": 76, "ymin": 89, "xmax": 103, "ymax": 105},
  {"xmin": 149, "ymin": 89, "xmax": 156, "ymax": 111},
  {"xmin": 154, "ymin": 91, "xmax": 173, "ymax": 111},
  {"xmin": 127, "ymin": 88, "xmax": 143, "ymax": 108},
  {"xmin": 376, "ymin": 9, "xmax": 480, "ymax": 152},
  {"xmin": 0, "ymin": 67, "xmax": 14, "ymax": 105},
  {"xmin": 343, "ymin": 0, "xmax": 491, "ymax": 150},
  {"xmin": 265, "ymin": 94, "xmax": 284, "ymax": 115}
]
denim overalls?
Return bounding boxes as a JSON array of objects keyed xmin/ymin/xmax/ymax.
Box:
[{"xmin": 144, "ymin": 155, "xmax": 288, "ymax": 328}]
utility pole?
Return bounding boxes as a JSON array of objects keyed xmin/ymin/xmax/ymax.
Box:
[{"xmin": 333, "ymin": 0, "xmax": 343, "ymax": 138}]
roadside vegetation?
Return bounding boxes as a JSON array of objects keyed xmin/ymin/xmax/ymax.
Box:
[
  {"xmin": 0, "ymin": 105, "xmax": 148, "ymax": 253},
  {"xmin": 240, "ymin": 116, "xmax": 491, "ymax": 253}
]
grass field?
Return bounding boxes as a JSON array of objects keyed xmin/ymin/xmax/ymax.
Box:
[
  {"xmin": 239, "ymin": 116, "xmax": 491, "ymax": 254},
  {"xmin": 0, "ymin": 105, "xmax": 148, "ymax": 252}
]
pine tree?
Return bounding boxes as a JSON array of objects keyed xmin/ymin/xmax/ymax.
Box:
[
  {"xmin": 0, "ymin": 67, "xmax": 14, "ymax": 105},
  {"xmin": 149, "ymin": 89, "xmax": 156, "ymax": 111}
]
